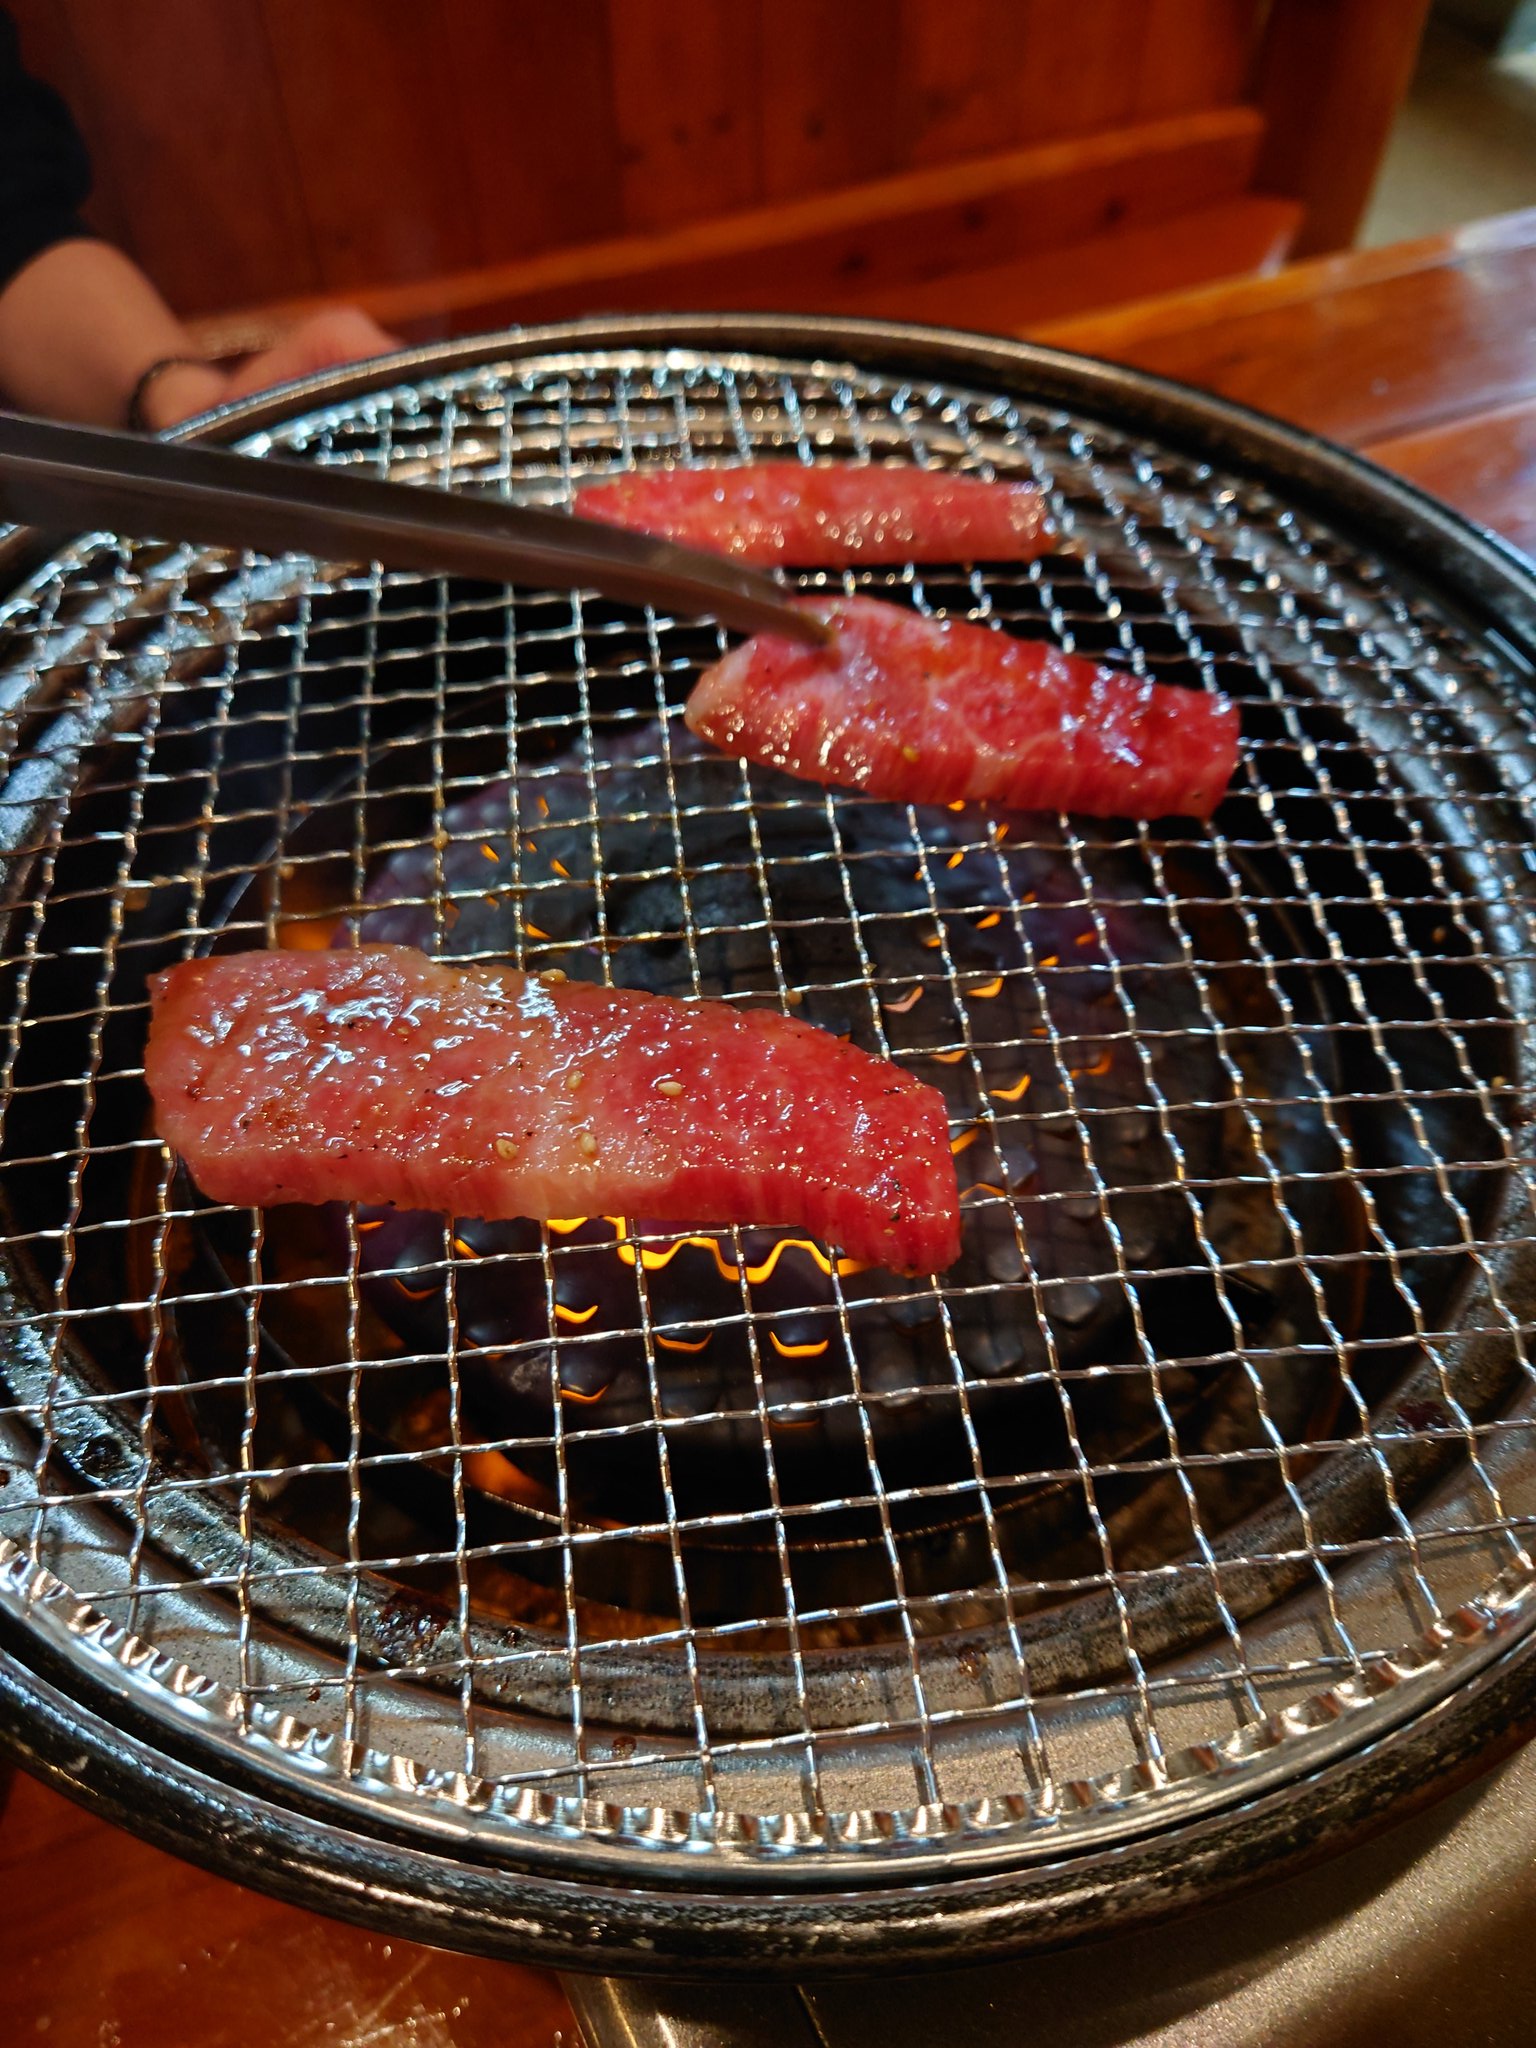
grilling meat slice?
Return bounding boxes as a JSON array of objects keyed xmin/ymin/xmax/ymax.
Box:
[
  {"xmin": 573, "ymin": 461, "xmax": 1048, "ymax": 564},
  {"xmin": 146, "ymin": 945, "xmax": 961, "ymax": 1275},
  {"xmin": 686, "ymin": 594, "xmax": 1240, "ymax": 819}
]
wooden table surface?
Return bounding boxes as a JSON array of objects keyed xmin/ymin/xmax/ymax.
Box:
[
  {"xmin": 1039, "ymin": 204, "xmax": 1536, "ymax": 559},
  {"xmin": 3, "ymin": 210, "xmax": 1534, "ymax": 2048}
]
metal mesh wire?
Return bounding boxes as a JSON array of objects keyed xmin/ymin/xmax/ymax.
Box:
[{"xmin": 0, "ymin": 343, "xmax": 1534, "ymax": 1858}]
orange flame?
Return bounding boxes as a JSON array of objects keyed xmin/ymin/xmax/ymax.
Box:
[
  {"xmin": 969, "ymin": 975, "xmax": 1005, "ymax": 999},
  {"xmin": 884, "ymin": 985, "xmax": 925, "ymax": 1014},
  {"xmin": 554, "ymin": 1301, "xmax": 600, "ymax": 1326},
  {"xmin": 768, "ymin": 1332, "xmax": 830, "ymax": 1359},
  {"xmin": 989, "ymin": 1074, "xmax": 1032, "ymax": 1102}
]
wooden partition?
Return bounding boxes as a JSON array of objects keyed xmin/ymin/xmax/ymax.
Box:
[{"xmin": 10, "ymin": 0, "xmax": 1429, "ymax": 341}]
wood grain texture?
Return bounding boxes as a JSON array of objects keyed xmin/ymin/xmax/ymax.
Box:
[
  {"xmin": 438, "ymin": 3, "xmax": 624, "ymax": 271},
  {"xmin": 1131, "ymin": 0, "xmax": 1259, "ymax": 118},
  {"xmin": 1252, "ymin": 0, "xmax": 1433, "ymax": 256},
  {"xmin": 606, "ymin": 0, "xmax": 763, "ymax": 233},
  {"xmin": 6, "ymin": 1, "xmax": 1413, "ymax": 327},
  {"xmin": 0, "ymin": 1768, "xmax": 575, "ymax": 2048},
  {"xmin": 225, "ymin": 108, "xmax": 1268, "ymax": 338},
  {"xmin": 1364, "ymin": 396, "xmax": 1536, "ymax": 559},
  {"xmin": 1038, "ymin": 206, "xmax": 1536, "ymax": 447},
  {"xmin": 260, "ymin": 0, "xmax": 480, "ymax": 295},
  {"xmin": 5, "ymin": 0, "xmax": 136, "ymax": 254},
  {"xmin": 1041, "ymin": 206, "xmax": 1536, "ymax": 560},
  {"xmin": 759, "ymin": 0, "xmax": 904, "ymax": 198},
  {"xmin": 12, "ymin": 0, "xmax": 318, "ymax": 315},
  {"xmin": 842, "ymin": 195, "xmax": 1299, "ymax": 332},
  {"xmin": 1011, "ymin": 0, "xmax": 1146, "ymax": 141},
  {"xmin": 895, "ymin": 0, "xmax": 1039, "ymax": 165}
]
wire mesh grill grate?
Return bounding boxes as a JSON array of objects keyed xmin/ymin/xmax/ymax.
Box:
[{"xmin": 1, "ymin": 338, "xmax": 1535, "ymax": 1874}]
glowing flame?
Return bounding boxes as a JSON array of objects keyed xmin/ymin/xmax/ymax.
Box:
[
  {"xmin": 884, "ymin": 986, "xmax": 925, "ymax": 1015},
  {"xmin": 975, "ymin": 911, "xmax": 1001, "ymax": 930},
  {"xmin": 394, "ymin": 1278, "xmax": 439, "ymax": 1301},
  {"xmin": 1075, "ymin": 930, "xmax": 1095, "ymax": 948},
  {"xmin": 554, "ymin": 1301, "xmax": 599, "ymax": 1325},
  {"xmin": 537, "ymin": 796, "xmax": 550, "ymax": 817},
  {"xmin": 768, "ymin": 1332, "xmax": 830, "ymax": 1360},
  {"xmin": 525, "ymin": 921, "xmax": 551, "ymax": 941},
  {"xmin": 989, "ymin": 1074, "xmax": 1032, "ymax": 1101},
  {"xmin": 1071, "ymin": 1050, "xmax": 1114, "ymax": 1078},
  {"xmin": 950, "ymin": 1128, "xmax": 982, "ymax": 1156},
  {"xmin": 550, "ymin": 857, "xmax": 572, "ymax": 879},
  {"xmin": 931, "ymin": 1047, "xmax": 967, "ymax": 1064},
  {"xmin": 969, "ymin": 975, "xmax": 1005, "ymax": 999},
  {"xmin": 464, "ymin": 1447, "xmax": 555, "ymax": 1504},
  {"xmin": 656, "ymin": 1332, "xmax": 712, "ymax": 1354},
  {"xmin": 922, "ymin": 933, "xmax": 943, "ymax": 950},
  {"xmin": 280, "ymin": 918, "xmax": 338, "ymax": 951},
  {"xmin": 946, "ymin": 850, "xmax": 965, "ymax": 870},
  {"xmin": 480, "ymin": 843, "xmax": 499, "ymax": 862},
  {"xmin": 610, "ymin": 1220, "xmax": 864, "ymax": 1284}
]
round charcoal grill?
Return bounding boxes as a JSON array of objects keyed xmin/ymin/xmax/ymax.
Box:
[{"xmin": 2, "ymin": 317, "xmax": 1536, "ymax": 1982}]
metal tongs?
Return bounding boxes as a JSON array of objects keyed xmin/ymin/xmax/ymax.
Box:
[{"xmin": 0, "ymin": 410, "xmax": 831, "ymax": 646}]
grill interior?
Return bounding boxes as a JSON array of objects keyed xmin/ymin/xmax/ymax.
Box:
[{"xmin": 1, "ymin": 341, "xmax": 1535, "ymax": 1872}]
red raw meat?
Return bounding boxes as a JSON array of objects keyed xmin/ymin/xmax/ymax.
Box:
[
  {"xmin": 146, "ymin": 946, "xmax": 960, "ymax": 1275},
  {"xmin": 573, "ymin": 461, "xmax": 1047, "ymax": 564},
  {"xmin": 686, "ymin": 595, "xmax": 1239, "ymax": 820}
]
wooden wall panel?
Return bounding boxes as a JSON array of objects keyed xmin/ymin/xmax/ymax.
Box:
[
  {"xmin": 1012, "ymin": 0, "xmax": 1145, "ymax": 141},
  {"xmin": 894, "ymin": 0, "xmax": 1037, "ymax": 167},
  {"xmin": 758, "ymin": 0, "xmax": 904, "ymax": 200},
  {"xmin": 11, "ymin": 0, "xmax": 318, "ymax": 313},
  {"xmin": 605, "ymin": 2, "xmax": 764, "ymax": 233},
  {"xmin": 1132, "ymin": 0, "xmax": 1259, "ymax": 118},
  {"xmin": 438, "ymin": 3, "xmax": 625, "ymax": 263},
  {"xmin": 1253, "ymin": 0, "xmax": 1433, "ymax": 255},
  {"xmin": 6, "ymin": 2, "xmax": 135, "ymax": 254},
  {"xmin": 7, "ymin": 1, "xmax": 1413, "ymax": 325},
  {"xmin": 261, "ymin": 0, "xmax": 480, "ymax": 294}
]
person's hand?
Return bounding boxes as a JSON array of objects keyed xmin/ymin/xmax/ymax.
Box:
[
  {"xmin": 218, "ymin": 308, "xmax": 401, "ymax": 403},
  {"xmin": 140, "ymin": 308, "xmax": 401, "ymax": 429}
]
